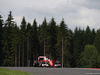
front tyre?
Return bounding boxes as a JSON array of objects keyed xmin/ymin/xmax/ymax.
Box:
[{"xmin": 39, "ymin": 60, "xmax": 45, "ymax": 67}]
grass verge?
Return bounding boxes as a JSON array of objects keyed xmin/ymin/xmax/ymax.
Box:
[{"xmin": 0, "ymin": 68, "xmax": 33, "ymax": 75}]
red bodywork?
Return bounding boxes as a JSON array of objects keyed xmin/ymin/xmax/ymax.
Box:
[{"xmin": 38, "ymin": 56, "xmax": 54, "ymax": 67}]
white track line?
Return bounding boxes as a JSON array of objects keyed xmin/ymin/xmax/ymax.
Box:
[{"xmin": 85, "ymin": 73, "xmax": 100, "ymax": 75}]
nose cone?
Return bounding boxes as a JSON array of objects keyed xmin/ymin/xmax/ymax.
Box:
[{"xmin": 49, "ymin": 60, "xmax": 53, "ymax": 66}]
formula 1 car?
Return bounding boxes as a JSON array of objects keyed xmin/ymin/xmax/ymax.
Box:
[{"xmin": 33, "ymin": 56, "xmax": 61, "ymax": 67}]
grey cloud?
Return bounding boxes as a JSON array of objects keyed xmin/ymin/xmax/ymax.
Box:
[
  {"xmin": 0, "ymin": 0, "xmax": 100, "ymax": 30},
  {"xmin": 76, "ymin": 0, "xmax": 100, "ymax": 10}
]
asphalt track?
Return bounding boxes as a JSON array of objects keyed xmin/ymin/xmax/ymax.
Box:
[{"xmin": 1, "ymin": 67, "xmax": 100, "ymax": 75}]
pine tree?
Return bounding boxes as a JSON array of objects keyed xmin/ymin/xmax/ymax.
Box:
[
  {"xmin": 67, "ymin": 29, "xmax": 73, "ymax": 67},
  {"xmin": 26, "ymin": 22, "xmax": 32, "ymax": 66},
  {"xmin": 11, "ymin": 24, "xmax": 20, "ymax": 66},
  {"xmin": 33, "ymin": 19, "xmax": 38, "ymax": 58},
  {"xmin": 56, "ymin": 26, "xmax": 62, "ymax": 61},
  {"xmin": 5, "ymin": 11, "xmax": 14, "ymax": 26},
  {"xmin": 18, "ymin": 28, "xmax": 22, "ymax": 67},
  {"xmin": 39, "ymin": 18, "xmax": 48, "ymax": 56},
  {"xmin": 30, "ymin": 19, "xmax": 39, "ymax": 66},
  {"xmin": 48, "ymin": 18, "xmax": 57, "ymax": 59},
  {"xmin": 60, "ymin": 19, "xmax": 66, "ymax": 67},
  {"xmin": 85, "ymin": 26, "xmax": 92, "ymax": 45},
  {"xmin": 72, "ymin": 27, "xmax": 85, "ymax": 67},
  {"xmin": 60, "ymin": 19, "xmax": 71, "ymax": 67},
  {"xmin": 20, "ymin": 17, "xmax": 27, "ymax": 66},
  {"xmin": 91, "ymin": 29, "xmax": 96, "ymax": 44},
  {"xmin": 0, "ymin": 14, "xmax": 4, "ymax": 66},
  {"xmin": 94, "ymin": 29, "xmax": 100, "ymax": 53},
  {"xmin": 1, "ymin": 12, "xmax": 99, "ymax": 68},
  {"xmin": 2, "ymin": 11, "xmax": 15, "ymax": 66}
]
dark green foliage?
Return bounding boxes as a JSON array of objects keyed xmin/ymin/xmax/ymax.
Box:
[
  {"xmin": 97, "ymin": 54, "xmax": 100, "ymax": 67},
  {"xmin": 2, "ymin": 11, "xmax": 15, "ymax": 66},
  {"xmin": 30, "ymin": 19, "xmax": 39, "ymax": 66},
  {"xmin": 11, "ymin": 24, "xmax": 20, "ymax": 66},
  {"xmin": 5, "ymin": 11, "xmax": 14, "ymax": 26},
  {"xmin": 20, "ymin": 17, "xmax": 27, "ymax": 66},
  {"xmin": 72, "ymin": 27, "xmax": 85, "ymax": 67},
  {"xmin": 26, "ymin": 23, "xmax": 32, "ymax": 66},
  {"xmin": 32, "ymin": 19, "xmax": 38, "ymax": 58},
  {"xmin": 0, "ymin": 11, "xmax": 100, "ymax": 68},
  {"xmin": 47, "ymin": 18, "xmax": 57, "ymax": 59},
  {"xmin": 39, "ymin": 18, "xmax": 48, "ymax": 56},
  {"xmin": 80, "ymin": 45, "xmax": 98, "ymax": 68},
  {"xmin": 58, "ymin": 19, "xmax": 71, "ymax": 67},
  {"xmin": 0, "ymin": 15, "xmax": 3, "ymax": 66},
  {"xmin": 91, "ymin": 29, "xmax": 96, "ymax": 44},
  {"xmin": 94, "ymin": 29, "xmax": 100, "ymax": 68},
  {"xmin": 85, "ymin": 26, "xmax": 93, "ymax": 45},
  {"xmin": 94, "ymin": 29, "xmax": 100, "ymax": 53}
]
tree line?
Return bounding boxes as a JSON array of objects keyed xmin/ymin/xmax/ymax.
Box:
[{"xmin": 0, "ymin": 11, "xmax": 100, "ymax": 67}]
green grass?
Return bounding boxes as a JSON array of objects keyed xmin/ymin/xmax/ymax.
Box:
[{"xmin": 0, "ymin": 68, "xmax": 33, "ymax": 75}]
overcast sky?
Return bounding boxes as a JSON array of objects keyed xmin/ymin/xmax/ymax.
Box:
[{"xmin": 0, "ymin": 0, "xmax": 100, "ymax": 30}]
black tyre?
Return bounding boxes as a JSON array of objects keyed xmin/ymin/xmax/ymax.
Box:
[
  {"xmin": 56, "ymin": 60, "xmax": 60, "ymax": 64},
  {"xmin": 39, "ymin": 60, "xmax": 45, "ymax": 67},
  {"xmin": 33, "ymin": 60, "xmax": 39, "ymax": 67}
]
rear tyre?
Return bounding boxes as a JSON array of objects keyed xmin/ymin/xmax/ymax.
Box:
[
  {"xmin": 55, "ymin": 60, "xmax": 61, "ymax": 67},
  {"xmin": 56, "ymin": 60, "xmax": 60, "ymax": 64},
  {"xmin": 33, "ymin": 60, "xmax": 39, "ymax": 67}
]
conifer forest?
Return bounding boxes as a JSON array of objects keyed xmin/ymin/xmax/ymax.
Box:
[{"xmin": 0, "ymin": 11, "xmax": 100, "ymax": 68}]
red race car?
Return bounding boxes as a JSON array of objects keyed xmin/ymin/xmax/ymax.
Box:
[{"xmin": 33, "ymin": 56, "xmax": 61, "ymax": 67}]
